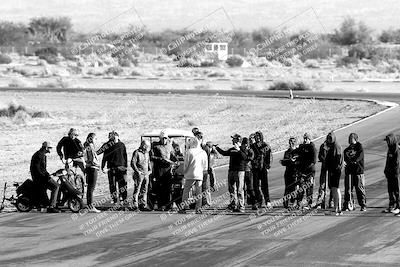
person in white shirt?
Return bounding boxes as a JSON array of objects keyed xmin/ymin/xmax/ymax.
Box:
[{"xmin": 180, "ymin": 137, "xmax": 208, "ymax": 213}]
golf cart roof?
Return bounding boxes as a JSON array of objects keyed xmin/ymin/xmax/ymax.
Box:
[{"xmin": 141, "ymin": 128, "xmax": 194, "ymax": 138}]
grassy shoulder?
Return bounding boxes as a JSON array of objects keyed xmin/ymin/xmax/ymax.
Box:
[{"xmin": 0, "ymin": 91, "xmax": 386, "ymax": 196}]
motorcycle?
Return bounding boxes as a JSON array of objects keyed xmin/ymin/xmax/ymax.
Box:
[{"xmin": 14, "ymin": 168, "xmax": 84, "ymax": 213}]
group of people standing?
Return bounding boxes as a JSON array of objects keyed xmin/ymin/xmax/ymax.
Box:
[{"xmin": 30, "ymin": 127, "xmax": 400, "ymax": 215}]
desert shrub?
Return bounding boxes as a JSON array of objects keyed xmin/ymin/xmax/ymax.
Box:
[
  {"xmin": 304, "ymin": 59, "xmax": 319, "ymax": 68},
  {"xmin": 118, "ymin": 58, "xmax": 131, "ymax": 67},
  {"xmin": 232, "ymin": 84, "xmax": 255, "ymax": 90},
  {"xmin": 68, "ymin": 66, "xmax": 82, "ymax": 75},
  {"xmin": 8, "ymin": 78, "xmax": 31, "ymax": 88},
  {"xmin": 200, "ymin": 59, "xmax": 218, "ymax": 67},
  {"xmin": 105, "ymin": 66, "xmax": 123, "ymax": 76},
  {"xmin": 131, "ymin": 70, "xmax": 141, "ymax": 76},
  {"xmin": 331, "ymin": 17, "xmax": 372, "ymax": 45},
  {"xmin": 177, "ymin": 58, "xmax": 201, "ymax": 67},
  {"xmin": 35, "ymin": 47, "xmax": 59, "ymax": 64},
  {"xmin": 336, "ymin": 56, "xmax": 359, "ymax": 67},
  {"xmin": 0, "ymin": 103, "xmax": 27, "ymax": 117},
  {"xmin": 207, "ymin": 71, "xmax": 226, "ymax": 78},
  {"xmin": 0, "ymin": 54, "xmax": 12, "ymax": 64},
  {"xmin": 226, "ymin": 55, "xmax": 244, "ymax": 67},
  {"xmin": 268, "ymin": 81, "xmax": 311, "ymax": 91}
]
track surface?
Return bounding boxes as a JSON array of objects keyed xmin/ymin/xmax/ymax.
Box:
[{"xmin": 1, "ymin": 89, "xmax": 400, "ymax": 266}]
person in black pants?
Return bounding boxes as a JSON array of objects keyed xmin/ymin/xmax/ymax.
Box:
[
  {"xmin": 30, "ymin": 141, "xmax": 60, "ymax": 213},
  {"xmin": 251, "ymin": 131, "xmax": 273, "ymax": 209},
  {"xmin": 84, "ymin": 133, "xmax": 100, "ymax": 213},
  {"xmin": 326, "ymin": 131, "xmax": 343, "ymax": 215},
  {"xmin": 280, "ymin": 137, "xmax": 299, "ymax": 209},
  {"xmin": 151, "ymin": 131, "xmax": 177, "ymax": 211},
  {"xmin": 343, "ymin": 133, "xmax": 366, "ymax": 212},
  {"xmin": 101, "ymin": 131, "xmax": 128, "ymax": 204},
  {"xmin": 296, "ymin": 133, "xmax": 317, "ymax": 210},
  {"xmin": 384, "ymin": 133, "xmax": 400, "ymax": 215},
  {"xmin": 241, "ymin": 138, "xmax": 256, "ymax": 210}
]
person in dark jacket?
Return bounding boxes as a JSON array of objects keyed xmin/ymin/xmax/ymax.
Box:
[
  {"xmin": 151, "ymin": 131, "xmax": 177, "ymax": 211},
  {"xmin": 316, "ymin": 138, "xmax": 332, "ymax": 209},
  {"xmin": 101, "ymin": 131, "xmax": 128, "ymax": 204},
  {"xmin": 326, "ymin": 131, "xmax": 343, "ymax": 215},
  {"xmin": 296, "ymin": 133, "xmax": 317, "ymax": 209},
  {"xmin": 30, "ymin": 142, "xmax": 60, "ymax": 213},
  {"xmin": 343, "ymin": 133, "xmax": 366, "ymax": 212},
  {"xmin": 241, "ymin": 137, "xmax": 256, "ymax": 210},
  {"xmin": 96, "ymin": 131, "xmax": 117, "ymax": 155},
  {"xmin": 57, "ymin": 128, "xmax": 85, "ymax": 173},
  {"xmin": 215, "ymin": 134, "xmax": 247, "ymax": 212},
  {"xmin": 251, "ymin": 131, "xmax": 273, "ymax": 209},
  {"xmin": 280, "ymin": 137, "xmax": 299, "ymax": 209},
  {"xmin": 384, "ymin": 133, "xmax": 400, "ymax": 214}
]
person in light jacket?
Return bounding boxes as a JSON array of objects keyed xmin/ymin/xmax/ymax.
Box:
[
  {"xmin": 180, "ymin": 137, "xmax": 208, "ymax": 214},
  {"xmin": 84, "ymin": 133, "xmax": 100, "ymax": 213}
]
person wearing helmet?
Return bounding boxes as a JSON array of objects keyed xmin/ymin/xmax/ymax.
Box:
[{"xmin": 30, "ymin": 142, "xmax": 60, "ymax": 213}]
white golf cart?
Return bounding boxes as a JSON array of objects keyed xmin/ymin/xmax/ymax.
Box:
[{"xmin": 140, "ymin": 128, "xmax": 194, "ymax": 210}]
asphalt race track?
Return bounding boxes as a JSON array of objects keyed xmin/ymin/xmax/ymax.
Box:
[{"xmin": 1, "ymin": 88, "xmax": 400, "ymax": 266}]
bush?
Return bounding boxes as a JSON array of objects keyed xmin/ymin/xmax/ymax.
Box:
[
  {"xmin": 118, "ymin": 58, "xmax": 131, "ymax": 67},
  {"xmin": 0, "ymin": 54, "xmax": 12, "ymax": 64},
  {"xmin": 304, "ymin": 59, "xmax": 319, "ymax": 68},
  {"xmin": 226, "ymin": 55, "xmax": 244, "ymax": 67},
  {"xmin": 105, "ymin": 66, "xmax": 123, "ymax": 76},
  {"xmin": 35, "ymin": 47, "xmax": 59, "ymax": 64},
  {"xmin": 268, "ymin": 81, "xmax": 311, "ymax": 91},
  {"xmin": 131, "ymin": 70, "xmax": 141, "ymax": 76},
  {"xmin": 207, "ymin": 71, "xmax": 226, "ymax": 78},
  {"xmin": 177, "ymin": 58, "xmax": 201, "ymax": 67},
  {"xmin": 336, "ymin": 56, "xmax": 359, "ymax": 67}
]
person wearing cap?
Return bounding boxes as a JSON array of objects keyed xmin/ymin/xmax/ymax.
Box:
[
  {"xmin": 56, "ymin": 128, "xmax": 85, "ymax": 174},
  {"xmin": 383, "ymin": 133, "xmax": 400, "ymax": 214},
  {"xmin": 325, "ymin": 131, "xmax": 343, "ymax": 215},
  {"xmin": 241, "ymin": 137, "xmax": 256, "ymax": 210},
  {"xmin": 131, "ymin": 140, "xmax": 152, "ymax": 211},
  {"xmin": 296, "ymin": 133, "xmax": 317, "ymax": 210},
  {"xmin": 343, "ymin": 133, "xmax": 366, "ymax": 212},
  {"xmin": 251, "ymin": 131, "xmax": 273, "ymax": 209},
  {"xmin": 101, "ymin": 131, "xmax": 128, "ymax": 204},
  {"xmin": 30, "ymin": 142, "xmax": 60, "ymax": 213},
  {"xmin": 280, "ymin": 137, "xmax": 299, "ymax": 209},
  {"xmin": 215, "ymin": 134, "xmax": 247, "ymax": 212},
  {"xmin": 150, "ymin": 131, "xmax": 177, "ymax": 211},
  {"xmin": 180, "ymin": 137, "xmax": 208, "ymax": 214}
]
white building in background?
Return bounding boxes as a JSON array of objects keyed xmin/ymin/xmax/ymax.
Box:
[{"xmin": 204, "ymin": 42, "xmax": 228, "ymax": 60}]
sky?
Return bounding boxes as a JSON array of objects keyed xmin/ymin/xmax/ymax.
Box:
[{"xmin": 0, "ymin": 0, "xmax": 399, "ymax": 34}]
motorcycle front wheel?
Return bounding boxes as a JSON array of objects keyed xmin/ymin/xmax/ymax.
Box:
[
  {"xmin": 68, "ymin": 197, "xmax": 83, "ymax": 213},
  {"xmin": 16, "ymin": 197, "xmax": 32, "ymax": 212},
  {"xmin": 74, "ymin": 175, "xmax": 85, "ymax": 195}
]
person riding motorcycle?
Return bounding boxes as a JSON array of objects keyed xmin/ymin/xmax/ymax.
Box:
[{"xmin": 30, "ymin": 141, "xmax": 61, "ymax": 213}]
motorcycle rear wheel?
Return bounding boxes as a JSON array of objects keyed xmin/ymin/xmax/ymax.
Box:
[
  {"xmin": 16, "ymin": 197, "xmax": 32, "ymax": 212},
  {"xmin": 68, "ymin": 197, "xmax": 83, "ymax": 213}
]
